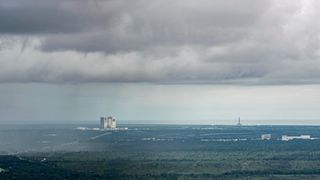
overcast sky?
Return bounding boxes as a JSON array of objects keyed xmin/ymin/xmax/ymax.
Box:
[{"xmin": 1, "ymin": 0, "xmax": 320, "ymax": 124}]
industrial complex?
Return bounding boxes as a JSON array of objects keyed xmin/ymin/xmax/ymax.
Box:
[
  {"xmin": 76, "ymin": 115, "xmax": 127, "ymax": 131},
  {"xmin": 100, "ymin": 116, "xmax": 117, "ymax": 129},
  {"xmin": 281, "ymin": 135, "xmax": 313, "ymax": 141},
  {"xmin": 259, "ymin": 134, "xmax": 316, "ymax": 141}
]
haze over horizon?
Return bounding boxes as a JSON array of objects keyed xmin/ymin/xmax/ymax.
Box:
[{"xmin": 1, "ymin": 0, "xmax": 320, "ymax": 124}]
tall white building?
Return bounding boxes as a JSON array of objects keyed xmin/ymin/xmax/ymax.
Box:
[{"xmin": 100, "ymin": 116, "xmax": 117, "ymax": 129}]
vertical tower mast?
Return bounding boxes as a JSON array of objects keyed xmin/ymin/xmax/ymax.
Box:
[{"xmin": 237, "ymin": 117, "xmax": 241, "ymax": 126}]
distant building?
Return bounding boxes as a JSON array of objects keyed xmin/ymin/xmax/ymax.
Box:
[
  {"xmin": 281, "ymin": 135, "xmax": 311, "ymax": 141},
  {"xmin": 237, "ymin": 117, "xmax": 242, "ymax": 126},
  {"xmin": 100, "ymin": 116, "xmax": 117, "ymax": 129},
  {"xmin": 261, "ymin": 134, "xmax": 271, "ymax": 140},
  {"xmin": 0, "ymin": 167, "xmax": 7, "ymax": 173}
]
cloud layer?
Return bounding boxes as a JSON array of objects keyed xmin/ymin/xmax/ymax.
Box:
[{"xmin": 1, "ymin": 0, "xmax": 320, "ymax": 84}]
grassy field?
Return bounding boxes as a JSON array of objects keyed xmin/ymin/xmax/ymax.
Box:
[
  {"xmin": 2, "ymin": 150, "xmax": 320, "ymax": 179},
  {"xmin": 2, "ymin": 125, "xmax": 320, "ymax": 179}
]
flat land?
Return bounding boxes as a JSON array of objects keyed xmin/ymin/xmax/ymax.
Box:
[{"xmin": 1, "ymin": 125, "xmax": 320, "ymax": 179}]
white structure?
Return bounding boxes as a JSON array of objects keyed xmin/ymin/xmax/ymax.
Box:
[
  {"xmin": 261, "ymin": 134, "xmax": 271, "ymax": 140},
  {"xmin": 281, "ymin": 135, "xmax": 311, "ymax": 141},
  {"xmin": 100, "ymin": 116, "xmax": 117, "ymax": 129},
  {"xmin": 0, "ymin": 168, "xmax": 6, "ymax": 173}
]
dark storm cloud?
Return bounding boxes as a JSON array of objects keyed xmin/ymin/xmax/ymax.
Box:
[
  {"xmin": 1, "ymin": 0, "xmax": 320, "ymax": 84},
  {"xmin": 0, "ymin": 0, "xmax": 112, "ymax": 34},
  {"xmin": 0, "ymin": 0, "xmax": 269, "ymax": 51}
]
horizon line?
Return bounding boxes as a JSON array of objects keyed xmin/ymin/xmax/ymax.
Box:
[{"xmin": 1, "ymin": 121, "xmax": 320, "ymax": 126}]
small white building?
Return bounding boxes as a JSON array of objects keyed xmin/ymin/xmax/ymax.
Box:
[
  {"xmin": 261, "ymin": 134, "xmax": 271, "ymax": 140},
  {"xmin": 281, "ymin": 135, "xmax": 311, "ymax": 141},
  {"xmin": 100, "ymin": 116, "xmax": 117, "ymax": 129},
  {"xmin": 0, "ymin": 168, "xmax": 6, "ymax": 173}
]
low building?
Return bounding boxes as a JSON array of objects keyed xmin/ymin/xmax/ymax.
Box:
[
  {"xmin": 0, "ymin": 168, "xmax": 6, "ymax": 173},
  {"xmin": 281, "ymin": 135, "xmax": 311, "ymax": 141},
  {"xmin": 100, "ymin": 116, "xmax": 117, "ymax": 129},
  {"xmin": 261, "ymin": 134, "xmax": 271, "ymax": 140}
]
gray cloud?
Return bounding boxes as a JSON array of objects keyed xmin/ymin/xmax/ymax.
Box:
[
  {"xmin": 1, "ymin": 0, "xmax": 320, "ymax": 84},
  {"xmin": 1, "ymin": 0, "xmax": 270, "ymax": 50}
]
